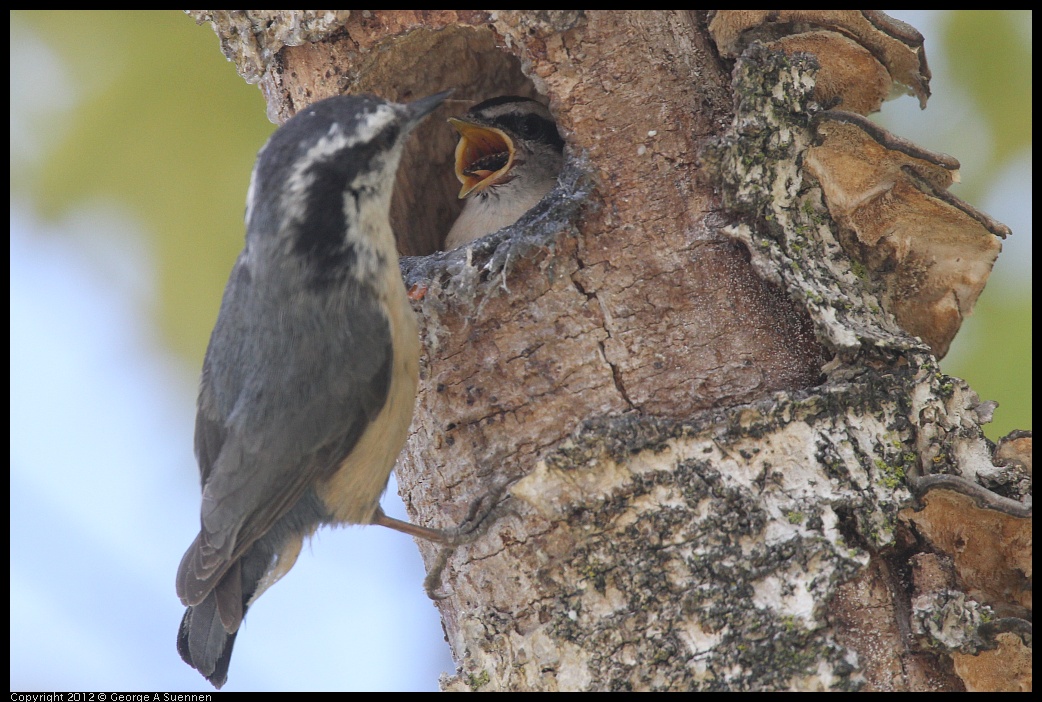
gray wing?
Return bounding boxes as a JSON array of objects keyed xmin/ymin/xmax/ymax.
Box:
[{"xmin": 176, "ymin": 258, "xmax": 392, "ymax": 607}]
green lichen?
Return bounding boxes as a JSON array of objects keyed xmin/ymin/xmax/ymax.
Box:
[{"xmin": 467, "ymin": 670, "xmax": 491, "ymax": 690}]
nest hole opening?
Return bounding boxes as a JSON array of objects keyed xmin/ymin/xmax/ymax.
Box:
[{"xmin": 350, "ymin": 26, "xmax": 552, "ymax": 256}]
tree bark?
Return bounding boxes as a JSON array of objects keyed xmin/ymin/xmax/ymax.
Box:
[{"xmin": 189, "ymin": 10, "xmax": 1030, "ymax": 691}]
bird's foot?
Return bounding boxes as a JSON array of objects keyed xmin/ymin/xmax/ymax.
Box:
[{"xmin": 420, "ymin": 476, "xmax": 516, "ymax": 599}]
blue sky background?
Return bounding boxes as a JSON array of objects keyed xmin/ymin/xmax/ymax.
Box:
[
  {"xmin": 10, "ymin": 10, "xmax": 1031, "ymax": 692},
  {"xmin": 10, "ymin": 205, "xmax": 454, "ymax": 691}
]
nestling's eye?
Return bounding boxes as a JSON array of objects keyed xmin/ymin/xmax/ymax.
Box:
[{"xmin": 519, "ymin": 114, "xmax": 543, "ymax": 139}]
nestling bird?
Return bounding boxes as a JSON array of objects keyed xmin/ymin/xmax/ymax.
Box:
[
  {"xmin": 176, "ymin": 91, "xmax": 451, "ymax": 689},
  {"xmin": 444, "ymin": 96, "xmax": 565, "ymax": 250}
]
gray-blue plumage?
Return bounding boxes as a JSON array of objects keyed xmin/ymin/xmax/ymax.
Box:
[{"xmin": 176, "ymin": 92, "xmax": 447, "ymax": 688}]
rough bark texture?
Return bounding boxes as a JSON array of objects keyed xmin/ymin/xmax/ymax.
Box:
[{"xmin": 189, "ymin": 10, "xmax": 1030, "ymax": 691}]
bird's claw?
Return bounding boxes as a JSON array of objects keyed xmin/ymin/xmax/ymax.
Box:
[{"xmin": 423, "ymin": 476, "xmax": 515, "ymax": 599}]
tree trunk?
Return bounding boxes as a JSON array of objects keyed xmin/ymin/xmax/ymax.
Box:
[{"xmin": 189, "ymin": 10, "xmax": 1030, "ymax": 691}]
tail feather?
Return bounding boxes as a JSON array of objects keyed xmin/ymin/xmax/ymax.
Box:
[
  {"xmin": 214, "ymin": 559, "xmax": 245, "ymax": 632},
  {"xmin": 177, "ymin": 489, "xmax": 328, "ymax": 687},
  {"xmin": 177, "ymin": 592, "xmax": 238, "ymax": 689},
  {"xmin": 178, "ymin": 552, "xmax": 252, "ymax": 689}
]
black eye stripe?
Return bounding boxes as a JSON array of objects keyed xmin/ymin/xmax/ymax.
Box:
[{"xmin": 494, "ymin": 113, "xmax": 564, "ymax": 152}]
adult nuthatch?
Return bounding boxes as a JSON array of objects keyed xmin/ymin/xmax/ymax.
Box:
[
  {"xmin": 176, "ymin": 91, "xmax": 451, "ymax": 689},
  {"xmin": 444, "ymin": 96, "xmax": 565, "ymax": 250}
]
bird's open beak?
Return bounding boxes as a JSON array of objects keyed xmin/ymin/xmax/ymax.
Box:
[{"xmin": 449, "ymin": 118, "xmax": 517, "ymax": 199}]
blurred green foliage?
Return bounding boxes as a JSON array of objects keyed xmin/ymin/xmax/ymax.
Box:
[
  {"xmin": 15, "ymin": 10, "xmax": 274, "ymax": 364},
  {"xmin": 944, "ymin": 11, "xmax": 1032, "ymax": 175},
  {"xmin": 946, "ymin": 283, "xmax": 1032, "ymax": 441},
  {"xmin": 13, "ymin": 11, "xmax": 1030, "ymax": 439},
  {"xmin": 938, "ymin": 10, "xmax": 1032, "ymax": 439}
]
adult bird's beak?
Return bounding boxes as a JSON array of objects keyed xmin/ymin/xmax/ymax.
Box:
[{"xmin": 448, "ymin": 118, "xmax": 518, "ymax": 199}]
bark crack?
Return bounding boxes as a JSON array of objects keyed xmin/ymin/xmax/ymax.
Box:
[
  {"xmin": 573, "ymin": 251, "xmax": 636, "ymax": 411},
  {"xmin": 600, "ymin": 340, "xmax": 635, "ymax": 409}
]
